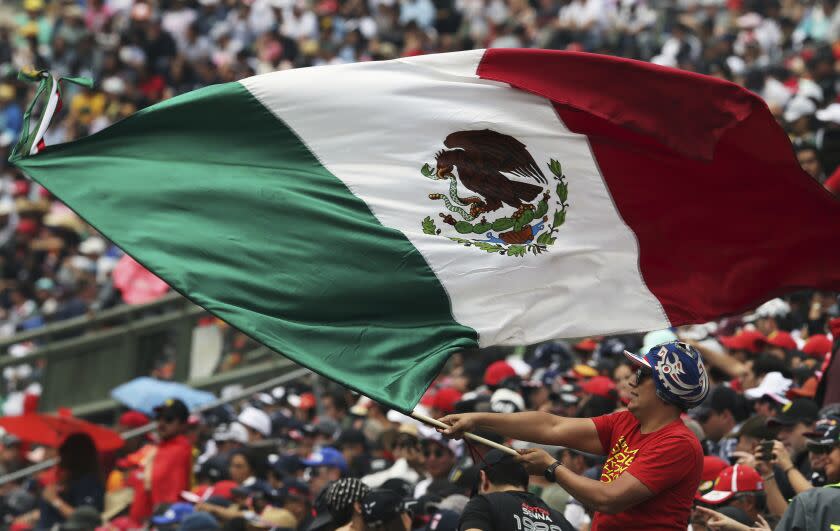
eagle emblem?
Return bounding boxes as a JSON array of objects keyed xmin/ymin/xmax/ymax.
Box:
[{"xmin": 420, "ymin": 129, "xmax": 569, "ymax": 257}]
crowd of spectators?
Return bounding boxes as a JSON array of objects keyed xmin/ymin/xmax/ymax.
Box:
[{"xmin": 0, "ymin": 291, "xmax": 833, "ymax": 530}]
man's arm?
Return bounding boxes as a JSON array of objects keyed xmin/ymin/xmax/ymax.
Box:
[
  {"xmin": 439, "ymin": 412, "xmax": 604, "ymax": 455},
  {"xmin": 551, "ymin": 462, "xmax": 652, "ymax": 514}
]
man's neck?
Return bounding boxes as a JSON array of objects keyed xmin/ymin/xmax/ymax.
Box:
[
  {"xmin": 484, "ymin": 484, "xmax": 525, "ymax": 494},
  {"xmin": 639, "ymin": 407, "xmax": 681, "ymax": 434}
]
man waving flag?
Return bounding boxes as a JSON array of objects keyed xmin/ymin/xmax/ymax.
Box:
[{"xmin": 10, "ymin": 49, "xmax": 840, "ymax": 413}]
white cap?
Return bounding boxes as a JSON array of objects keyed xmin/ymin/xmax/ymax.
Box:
[
  {"xmin": 417, "ymin": 424, "xmax": 463, "ymax": 457},
  {"xmin": 784, "ymin": 97, "xmax": 816, "ymax": 123},
  {"xmin": 744, "ymin": 372, "xmax": 792, "ymax": 403},
  {"xmin": 743, "ymin": 298, "xmax": 791, "ymax": 322},
  {"xmin": 816, "ymin": 103, "xmax": 840, "ymax": 124},
  {"xmin": 237, "ymin": 406, "xmax": 272, "ymax": 437},
  {"xmin": 79, "ymin": 236, "xmax": 106, "ymax": 255},
  {"xmin": 256, "ymin": 392, "xmax": 275, "ymax": 406},
  {"xmin": 490, "ymin": 388, "xmax": 525, "ymax": 413},
  {"xmin": 214, "ymin": 422, "xmax": 248, "ymax": 443}
]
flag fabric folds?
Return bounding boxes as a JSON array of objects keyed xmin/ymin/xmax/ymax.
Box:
[{"xmin": 11, "ymin": 49, "xmax": 840, "ymax": 412}]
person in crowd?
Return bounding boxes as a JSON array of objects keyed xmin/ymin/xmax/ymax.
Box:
[
  {"xmin": 129, "ymin": 398, "xmax": 193, "ymax": 523},
  {"xmin": 440, "ymin": 341, "xmax": 709, "ymax": 530},
  {"xmin": 776, "ymin": 422, "xmax": 840, "ymax": 529},
  {"xmin": 697, "ymin": 464, "xmax": 767, "ymax": 524},
  {"xmin": 459, "ymin": 449, "xmax": 574, "ymax": 531},
  {"xmin": 36, "ymin": 433, "xmax": 105, "ymax": 529},
  {"xmin": 693, "ymin": 385, "xmax": 749, "ymax": 463}
]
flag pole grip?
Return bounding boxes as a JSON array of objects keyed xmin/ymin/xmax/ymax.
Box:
[{"xmin": 409, "ymin": 411, "xmax": 518, "ymax": 456}]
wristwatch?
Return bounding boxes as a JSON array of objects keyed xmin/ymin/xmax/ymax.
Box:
[{"xmin": 544, "ymin": 460, "xmax": 562, "ymax": 482}]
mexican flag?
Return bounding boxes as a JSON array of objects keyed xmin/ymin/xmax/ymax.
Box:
[{"xmin": 11, "ymin": 49, "xmax": 840, "ymax": 412}]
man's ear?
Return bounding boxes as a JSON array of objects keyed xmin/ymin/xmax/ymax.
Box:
[
  {"xmin": 353, "ymin": 501, "xmax": 363, "ymax": 515},
  {"xmin": 479, "ymin": 469, "xmax": 488, "ymax": 493}
]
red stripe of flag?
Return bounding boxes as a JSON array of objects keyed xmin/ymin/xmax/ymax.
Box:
[{"xmin": 478, "ymin": 49, "xmax": 840, "ymax": 325}]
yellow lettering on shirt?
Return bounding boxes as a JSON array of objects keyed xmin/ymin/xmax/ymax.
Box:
[{"xmin": 601, "ymin": 435, "xmax": 639, "ymax": 483}]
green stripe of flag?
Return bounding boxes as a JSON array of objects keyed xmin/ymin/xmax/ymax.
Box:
[{"xmin": 13, "ymin": 81, "xmax": 478, "ymax": 412}]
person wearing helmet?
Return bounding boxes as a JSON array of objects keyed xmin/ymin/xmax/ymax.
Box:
[{"xmin": 439, "ymin": 340, "xmax": 709, "ymax": 531}]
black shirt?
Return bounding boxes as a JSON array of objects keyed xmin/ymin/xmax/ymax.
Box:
[{"xmin": 459, "ymin": 491, "xmax": 575, "ymax": 531}]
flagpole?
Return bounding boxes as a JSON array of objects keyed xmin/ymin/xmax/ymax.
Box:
[{"xmin": 409, "ymin": 411, "xmax": 518, "ymax": 456}]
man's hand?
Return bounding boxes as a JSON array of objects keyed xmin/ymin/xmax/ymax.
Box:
[
  {"xmin": 437, "ymin": 413, "xmax": 480, "ymax": 438},
  {"xmin": 516, "ymin": 448, "xmax": 555, "ymax": 476},
  {"xmin": 770, "ymin": 441, "xmax": 793, "ymax": 471},
  {"xmin": 731, "ymin": 450, "xmax": 756, "ymax": 469}
]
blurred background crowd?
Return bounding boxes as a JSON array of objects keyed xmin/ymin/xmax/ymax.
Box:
[
  {"xmin": 0, "ymin": 295, "xmax": 834, "ymax": 530},
  {"xmin": 0, "ymin": 0, "xmax": 839, "ymax": 529}
]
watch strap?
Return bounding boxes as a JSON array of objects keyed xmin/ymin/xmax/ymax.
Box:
[{"xmin": 544, "ymin": 460, "xmax": 562, "ymax": 482}]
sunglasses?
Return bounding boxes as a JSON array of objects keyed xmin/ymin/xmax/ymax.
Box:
[
  {"xmin": 423, "ymin": 448, "xmax": 447, "ymax": 458},
  {"xmin": 634, "ymin": 367, "xmax": 652, "ymax": 385}
]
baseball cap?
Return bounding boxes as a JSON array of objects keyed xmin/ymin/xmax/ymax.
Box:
[
  {"xmin": 429, "ymin": 388, "xmax": 463, "ymax": 415},
  {"xmin": 766, "ymin": 331, "xmax": 797, "ymax": 351},
  {"xmin": 213, "ymin": 423, "xmax": 249, "ymax": 443},
  {"xmin": 692, "ymin": 385, "xmax": 739, "ymax": 421},
  {"xmin": 802, "ymin": 334, "xmax": 833, "ymax": 359},
  {"xmin": 208, "ymin": 480, "xmax": 238, "ymax": 500},
  {"xmin": 490, "ymin": 388, "xmax": 525, "ymax": 413},
  {"xmin": 743, "ymin": 298, "xmax": 791, "ymax": 322},
  {"xmin": 361, "ymin": 489, "xmax": 406, "ymax": 526},
  {"xmin": 697, "ymin": 465, "xmax": 763, "ymax": 505},
  {"xmin": 581, "ymin": 376, "xmax": 617, "ymax": 399},
  {"xmin": 325, "ymin": 478, "xmax": 371, "ymax": 519},
  {"xmin": 151, "ymin": 502, "xmax": 194, "ymax": 525},
  {"xmin": 698, "ymin": 456, "xmax": 729, "ymax": 494},
  {"xmin": 804, "ymin": 416, "xmax": 840, "ymax": 447},
  {"xmin": 484, "ymin": 361, "xmax": 516, "ymax": 387},
  {"xmin": 270, "ymin": 454, "xmax": 304, "ymax": 477},
  {"xmin": 154, "ymin": 398, "xmax": 190, "ymax": 422},
  {"xmin": 719, "ymin": 330, "xmax": 767, "ymax": 354},
  {"xmin": 738, "ymin": 415, "xmax": 774, "ymax": 441},
  {"xmin": 624, "ymin": 341, "xmax": 709, "ymax": 409},
  {"xmin": 283, "ymin": 478, "xmax": 311, "ymax": 500},
  {"xmin": 784, "ymin": 97, "xmax": 817, "ymax": 122},
  {"xmin": 767, "ymin": 398, "xmax": 819, "ymax": 427},
  {"xmin": 179, "ymin": 512, "xmax": 220, "ymax": 530},
  {"xmin": 118, "ymin": 410, "xmax": 150, "ymax": 429},
  {"xmin": 302, "ymin": 447, "xmax": 348, "ymax": 472},
  {"xmin": 237, "ymin": 407, "xmax": 272, "ymax": 437},
  {"xmin": 744, "ymin": 372, "xmax": 792, "ymax": 404}
]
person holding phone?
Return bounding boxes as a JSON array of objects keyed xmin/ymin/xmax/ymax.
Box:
[
  {"xmin": 439, "ymin": 341, "xmax": 710, "ymax": 531},
  {"xmin": 776, "ymin": 423, "xmax": 840, "ymax": 530}
]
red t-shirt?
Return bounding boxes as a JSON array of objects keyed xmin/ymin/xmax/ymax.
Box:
[
  {"xmin": 129, "ymin": 435, "xmax": 193, "ymax": 521},
  {"xmin": 590, "ymin": 410, "xmax": 702, "ymax": 531}
]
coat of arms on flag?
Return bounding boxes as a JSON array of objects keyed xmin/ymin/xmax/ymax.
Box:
[{"xmin": 419, "ymin": 129, "xmax": 569, "ymax": 257}]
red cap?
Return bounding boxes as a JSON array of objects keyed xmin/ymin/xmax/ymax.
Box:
[
  {"xmin": 698, "ymin": 456, "xmax": 729, "ymax": 494},
  {"xmin": 119, "ymin": 411, "xmax": 150, "ymax": 429},
  {"xmin": 719, "ymin": 330, "xmax": 766, "ymax": 354},
  {"xmin": 766, "ymin": 331, "xmax": 797, "ymax": 351},
  {"xmin": 698, "ymin": 465, "xmax": 763, "ymax": 505},
  {"xmin": 299, "ymin": 392, "xmax": 316, "ymax": 410},
  {"xmin": 484, "ymin": 361, "xmax": 516, "ymax": 387},
  {"xmin": 211, "ymin": 480, "xmax": 239, "ymax": 500},
  {"xmin": 16, "ymin": 218, "xmax": 38, "ymax": 236},
  {"xmin": 429, "ymin": 387, "xmax": 463, "ymax": 415},
  {"xmin": 574, "ymin": 338, "xmax": 599, "ymax": 352},
  {"xmin": 580, "ymin": 376, "xmax": 616, "ymax": 399},
  {"xmin": 802, "ymin": 334, "xmax": 833, "ymax": 359}
]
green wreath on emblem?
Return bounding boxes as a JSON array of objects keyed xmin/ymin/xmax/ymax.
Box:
[{"xmin": 421, "ymin": 159, "xmax": 569, "ymax": 257}]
